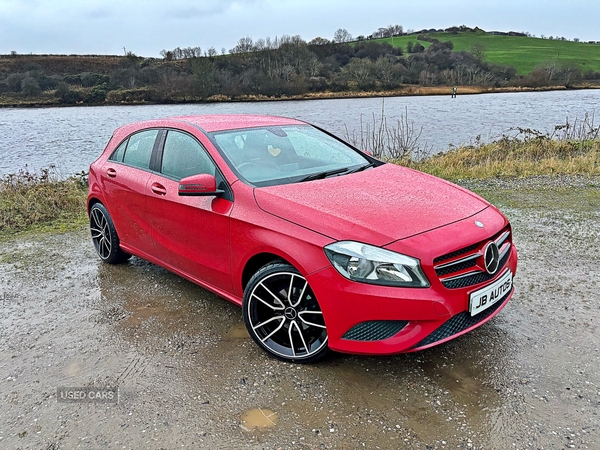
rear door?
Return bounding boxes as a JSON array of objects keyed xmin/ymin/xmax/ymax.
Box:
[
  {"xmin": 99, "ymin": 129, "xmax": 159, "ymax": 258},
  {"xmin": 146, "ymin": 129, "xmax": 234, "ymax": 292}
]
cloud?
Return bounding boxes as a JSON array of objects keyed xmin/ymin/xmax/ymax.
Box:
[
  {"xmin": 165, "ymin": 5, "xmax": 225, "ymax": 19},
  {"xmin": 162, "ymin": 0, "xmax": 262, "ymax": 19},
  {"xmin": 84, "ymin": 8, "xmax": 113, "ymax": 20}
]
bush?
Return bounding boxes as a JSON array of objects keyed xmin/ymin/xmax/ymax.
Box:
[
  {"xmin": 88, "ymin": 83, "xmax": 108, "ymax": 102},
  {"xmin": 20, "ymin": 76, "xmax": 42, "ymax": 96},
  {"xmin": 80, "ymin": 72, "xmax": 110, "ymax": 87},
  {"xmin": 63, "ymin": 74, "xmax": 82, "ymax": 85},
  {"xmin": 518, "ymin": 68, "xmax": 550, "ymax": 87},
  {"xmin": 413, "ymin": 43, "xmax": 425, "ymax": 53},
  {"xmin": 105, "ymin": 87, "xmax": 159, "ymax": 103},
  {"xmin": 6, "ymin": 73, "xmax": 24, "ymax": 92},
  {"xmin": 55, "ymin": 82, "xmax": 82, "ymax": 104}
]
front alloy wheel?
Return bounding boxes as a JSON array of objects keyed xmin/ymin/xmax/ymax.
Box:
[{"xmin": 243, "ymin": 262, "xmax": 328, "ymax": 363}]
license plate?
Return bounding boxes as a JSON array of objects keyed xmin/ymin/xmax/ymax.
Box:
[{"xmin": 469, "ymin": 270, "xmax": 512, "ymax": 316}]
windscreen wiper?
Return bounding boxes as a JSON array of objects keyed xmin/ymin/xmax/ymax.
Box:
[
  {"xmin": 344, "ymin": 162, "xmax": 374, "ymax": 175},
  {"xmin": 299, "ymin": 167, "xmax": 350, "ymax": 182}
]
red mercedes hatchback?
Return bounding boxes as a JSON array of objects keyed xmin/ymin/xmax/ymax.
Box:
[{"xmin": 87, "ymin": 114, "xmax": 517, "ymax": 363}]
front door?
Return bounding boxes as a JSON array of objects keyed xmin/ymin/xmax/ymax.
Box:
[{"xmin": 146, "ymin": 130, "xmax": 233, "ymax": 292}]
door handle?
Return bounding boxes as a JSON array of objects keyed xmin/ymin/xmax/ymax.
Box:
[
  {"xmin": 106, "ymin": 168, "xmax": 117, "ymax": 178},
  {"xmin": 151, "ymin": 182, "xmax": 167, "ymax": 195}
]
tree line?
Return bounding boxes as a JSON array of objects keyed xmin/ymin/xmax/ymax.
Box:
[{"xmin": 0, "ymin": 26, "xmax": 597, "ymax": 105}]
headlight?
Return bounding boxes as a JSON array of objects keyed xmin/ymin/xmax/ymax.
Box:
[{"xmin": 324, "ymin": 241, "xmax": 430, "ymax": 288}]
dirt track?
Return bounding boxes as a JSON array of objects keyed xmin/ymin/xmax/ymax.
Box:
[{"xmin": 1, "ymin": 183, "xmax": 599, "ymax": 449}]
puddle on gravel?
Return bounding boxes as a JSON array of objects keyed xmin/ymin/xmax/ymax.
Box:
[
  {"xmin": 224, "ymin": 323, "xmax": 250, "ymax": 340},
  {"xmin": 240, "ymin": 408, "xmax": 278, "ymax": 431}
]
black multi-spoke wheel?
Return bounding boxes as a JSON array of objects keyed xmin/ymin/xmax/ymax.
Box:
[
  {"xmin": 89, "ymin": 203, "xmax": 131, "ymax": 264},
  {"xmin": 243, "ymin": 262, "xmax": 328, "ymax": 363}
]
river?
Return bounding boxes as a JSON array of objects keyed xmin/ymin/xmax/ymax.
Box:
[{"xmin": 0, "ymin": 89, "xmax": 599, "ymax": 176}]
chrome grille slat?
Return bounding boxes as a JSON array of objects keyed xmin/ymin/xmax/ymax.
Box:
[
  {"xmin": 496, "ymin": 230, "xmax": 511, "ymax": 247},
  {"xmin": 434, "ymin": 253, "xmax": 479, "ymax": 270},
  {"xmin": 434, "ymin": 228, "xmax": 512, "ymax": 290},
  {"xmin": 498, "ymin": 242, "xmax": 511, "ymax": 260},
  {"xmin": 440, "ymin": 270, "xmax": 482, "ymax": 283}
]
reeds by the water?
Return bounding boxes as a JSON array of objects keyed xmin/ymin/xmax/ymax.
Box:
[{"xmin": 345, "ymin": 106, "xmax": 600, "ymax": 180}]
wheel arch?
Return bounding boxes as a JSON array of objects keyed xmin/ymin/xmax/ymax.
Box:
[
  {"xmin": 87, "ymin": 197, "xmax": 103, "ymax": 214},
  {"xmin": 241, "ymin": 252, "xmax": 290, "ymax": 291}
]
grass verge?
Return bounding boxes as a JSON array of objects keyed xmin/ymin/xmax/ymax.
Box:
[{"xmin": 0, "ymin": 166, "xmax": 88, "ymax": 241}]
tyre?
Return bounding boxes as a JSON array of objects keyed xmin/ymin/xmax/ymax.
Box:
[
  {"xmin": 243, "ymin": 262, "xmax": 329, "ymax": 363},
  {"xmin": 89, "ymin": 203, "xmax": 131, "ymax": 264}
]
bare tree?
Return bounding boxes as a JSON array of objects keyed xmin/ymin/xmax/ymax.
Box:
[
  {"xmin": 333, "ymin": 28, "xmax": 352, "ymax": 43},
  {"xmin": 470, "ymin": 43, "xmax": 485, "ymax": 61},
  {"xmin": 371, "ymin": 25, "xmax": 403, "ymax": 38},
  {"xmin": 309, "ymin": 37, "xmax": 331, "ymax": 45},
  {"xmin": 230, "ymin": 36, "xmax": 254, "ymax": 54},
  {"xmin": 342, "ymin": 58, "xmax": 373, "ymax": 86},
  {"xmin": 387, "ymin": 24, "xmax": 404, "ymax": 36},
  {"xmin": 374, "ymin": 56, "xmax": 399, "ymax": 87}
]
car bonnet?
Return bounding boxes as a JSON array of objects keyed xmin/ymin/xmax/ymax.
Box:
[{"xmin": 253, "ymin": 164, "xmax": 490, "ymax": 246}]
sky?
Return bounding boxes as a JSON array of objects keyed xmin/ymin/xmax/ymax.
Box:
[{"xmin": 0, "ymin": 0, "xmax": 599, "ymax": 57}]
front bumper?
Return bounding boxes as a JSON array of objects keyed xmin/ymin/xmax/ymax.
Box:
[{"xmin": 308, "ymin": 209, "xmax": 518, "ymax": 355}]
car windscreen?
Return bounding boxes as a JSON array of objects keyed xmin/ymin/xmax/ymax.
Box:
[{"xmin": 210, "ymin": 125, "xmax": 370, "ymax": 187}]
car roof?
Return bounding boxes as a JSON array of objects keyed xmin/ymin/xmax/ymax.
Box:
[
  {"xmin": 176, "ymin": 114, "xmax": 306, "ymax": 132},
  {"xmin": 117, "ymin": 114, "xmax": 307, "ymax": 134}
]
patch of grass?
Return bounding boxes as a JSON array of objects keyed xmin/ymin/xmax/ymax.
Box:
[
  {"xmin": 377, "ymin": 32, "xmax": 600, "ymax": 75},
  {"xmin": 408, "ymin": 138, "xmax": 600, "ymax": 180},
  {"xmin": 0, "ymin": 166, "xmax": 88, "ymax": 240}
]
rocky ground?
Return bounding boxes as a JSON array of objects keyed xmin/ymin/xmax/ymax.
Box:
[{"xmin": 0, "ymin": 181, "xmax": 599, "ymax": 449}]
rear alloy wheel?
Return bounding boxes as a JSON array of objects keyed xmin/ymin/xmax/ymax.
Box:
[
  {"xmin": 89, "ymin": 203, "xmax": 131, "ymax": 264},
  {"xmin": 243, "ymin": 262, "xmax": 329, "ymax": 363}
]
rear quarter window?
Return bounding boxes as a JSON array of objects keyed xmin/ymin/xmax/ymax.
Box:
[
  {"xmin": 122, "ymin": 130, "xmax": 159, "ymax": 169},
  {"xmin": 109, "ymin": 138, "xmax": 128, "ymax": 162}
]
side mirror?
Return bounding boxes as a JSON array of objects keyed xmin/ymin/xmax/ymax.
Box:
[{"xmin": 178, "ymin": 173, "xmax": 224, "ymax": 197}]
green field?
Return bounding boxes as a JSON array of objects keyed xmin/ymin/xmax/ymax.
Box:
[{"xmin": 376, "ymin": 32, "xmax": 600, "ymax": 75}]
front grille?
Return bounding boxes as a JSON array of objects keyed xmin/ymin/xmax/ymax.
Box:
[
  {"xmin": 342, "ymin": 320, "xmax": 408, "ymax": 341},
  {"xmin": 441, "ymin": 250, "xmax": 510, "ymax": 289},
  {"xmin": 435, "ymin": 228, "xmax": 511, "ymax": 290},
  {"xmin": 413, "ymin": 289, "xmax": 511, "ymax": 349}
]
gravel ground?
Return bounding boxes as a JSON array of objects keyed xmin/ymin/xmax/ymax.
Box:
[{"xmin": 0, "ymin": 179, "xmax": 599, "ymax": 449}]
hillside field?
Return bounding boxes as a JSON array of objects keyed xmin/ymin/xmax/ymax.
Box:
[{"xmin": 377, "ymin": 32, "xmax": 600, "ymax": 74}]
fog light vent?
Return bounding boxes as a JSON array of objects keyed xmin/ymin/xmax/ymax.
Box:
[{"xmin": 342, "ymin": 320, "xmax": 408, "ymax": 341}]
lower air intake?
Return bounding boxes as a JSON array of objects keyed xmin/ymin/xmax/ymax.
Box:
[
  {"xmin": 413, "ymin": 289, "xmax": 511, "ymax": 348},
  {"xmin": 342, "ymin": 320, "xmax": 408, "ymax": 341}
]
